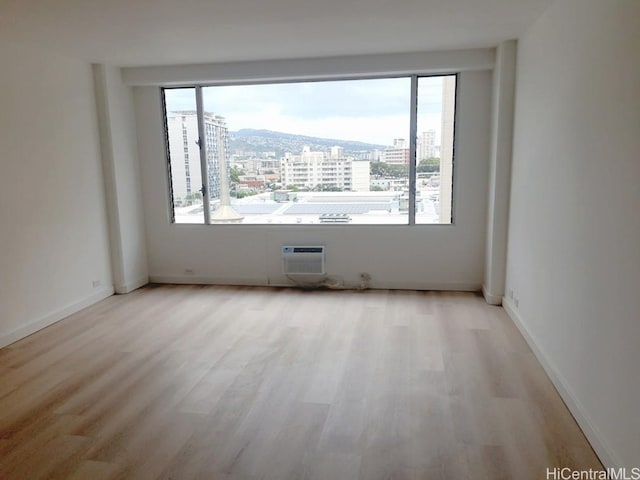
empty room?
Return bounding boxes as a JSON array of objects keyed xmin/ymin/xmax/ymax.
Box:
[{"xmin": 0, "ymin": 0, "xmax": 638, "ymax": 479}]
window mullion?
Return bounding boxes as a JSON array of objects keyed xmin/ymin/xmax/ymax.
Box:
[
  {"xmin": 408, "ymin": 75, "xmax": 418, "ymax": 225},
  {"xmin": 195, "ymin": 86, "xmax": 211, "ymax": 224}
]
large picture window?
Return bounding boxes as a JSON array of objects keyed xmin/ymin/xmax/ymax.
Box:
[{"xmin": 162, "ymin": 75, "xmax": 456, "ymax": 225}]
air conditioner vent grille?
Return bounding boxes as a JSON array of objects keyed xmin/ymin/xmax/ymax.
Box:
[{"xmin": 282, "ymin": 246, "xmax": 325, "ymax": 275}]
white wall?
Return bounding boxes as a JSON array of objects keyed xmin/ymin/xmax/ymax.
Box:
[
  {"xmin": 483, "ymin": 40, "xmax": 516, "ymax": 305},
  {"xmin": 0, "ymin": 44, "xmax": 113, "ymax": 347},
  {"xmin": 133, "ymin": 69, "xmax": 492, "ymax": 289},
  {"xmin": 505, "ymin": 0, "xmax": 640, "ymax": 468},
  {"xmin": 93, "ymin": 64, "xmax": 149, "ymax": 293}
]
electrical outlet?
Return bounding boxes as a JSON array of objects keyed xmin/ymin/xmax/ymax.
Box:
[
  {"xmin": 508, "ymin": 289, "xmax": 514, "ymax": 299},
  {"xmin": 184, "ymin": 269, "xmax": 195, "ymax": 275},
  {"xmin": 514, "ymin": 297, "xmax": 519, "ymax": 308},
  {"xmin": 92, "ymin": 280, "xmax": 101, "ymax": 288}
]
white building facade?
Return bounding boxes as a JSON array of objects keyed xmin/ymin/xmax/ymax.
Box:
[
  {"xmin": 166, "ymin": 110, "xmax": 229, "ymax": 205},
  {"xmin": 383, "ymin": 147, "xmax": 410, "ymax": 165},
  {"xmin": 417, "ymin": 129, "xmax": 437, "ymax": 161},
  {"xmin": 280, "ymin": 147, "xmax": 370, "ymax": 192}
]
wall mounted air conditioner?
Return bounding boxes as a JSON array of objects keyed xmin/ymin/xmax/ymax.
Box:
[{"xmin": 282, "ymin": 246, "xmax": 325, "ymax": 275}]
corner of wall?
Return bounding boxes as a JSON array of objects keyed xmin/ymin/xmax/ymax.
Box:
[
  {"xmin": 483, "ymin": 39, "xmax": 517, "ymax": 305},
  {"xmin": 481, "ymin": 285, "xmax": 502, "ymax": 305},
  {"xmin": 94, "ymin": 63, "xmax": 150, "ymax": 294},
  {"xmin": 93, "ymin": 63, "xmax": 127, "ymax": 289},
  {"xmin": 0, "ymin": 286, "xmax": 114, "ymax": 349},
  {"xmin": 502, "ymin": 297, "xmax": 619, "ymax": 469},
  {"xmin": 114, "ymin": 275, "xmax": 150, "ymax": 294}
]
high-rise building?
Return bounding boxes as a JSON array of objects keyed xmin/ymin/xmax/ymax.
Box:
[
  {"xmin": 166, "ymin": 110, "xmax": 229, "ymax": 204},
  {"xmin": 280, "ymin": 147, "xmax": 370, "ymax": 192},
  {"xmin": 417, "ymin": 129, "xmax": 437, "ymax": 161},
  {"xmin": 350, "ymin": 161, "xmax": 371, "ymax": 192},
  {"xmin": 371, "ymin": 149, "xmax": 383, "ymax": 162},
  {"xmin": 166, "ymin": 111, "xmax": 200, "ymax": 205},
  {"xmin": 383, "ymin": 138, "xmax": 410, "ymax": 165},
  {"xmin": 383, "ymin": 147, "xmax": 410, "ymax": 165},
  {"xmin": 330, "ymin": 146, "xmax": 344, "ymax": 159}
]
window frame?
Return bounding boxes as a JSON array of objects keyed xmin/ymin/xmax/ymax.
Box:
[{"xmin": 161, "ymin": 72, "xmax": 458, "ymax": 227}]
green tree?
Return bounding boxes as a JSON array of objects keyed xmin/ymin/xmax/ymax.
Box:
[
  {"xmin": 417, "ymin": 157, "xmax": 440, "ymax": 173},
  {"xmin": 370, "ymin": 162, "xmax": 409, "ymax": 178},
  {"xmin": 230, "ymin": 166, "xmax": 245, "ymax": 183},
  {"xmin": 183, "ymin": 192, "xmax": 203, "ymax": 205},
  {"xmin": 235, "ymin": 190, "xmax": 257, "ymax": 199}
]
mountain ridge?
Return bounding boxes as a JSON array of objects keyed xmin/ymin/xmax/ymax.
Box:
[{"xmin": 229, "ymin": 128, "xmax": 387, "ymax": 157}]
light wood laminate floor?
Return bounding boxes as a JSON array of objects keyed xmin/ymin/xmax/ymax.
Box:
[{"xmin": 0, "ymin": 285, "xmax": 602, "ymax": 479}]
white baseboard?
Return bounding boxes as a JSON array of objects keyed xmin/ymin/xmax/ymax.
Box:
[
  {"xmin": 502, "ymin": 297, "xmax": 619, "ymax": 469},
  {"xmin": 149, "ymin": 275, "xmax": 270, "ymax": 287},
  {"xmin": 344, "ymin": 281, "xmax": 480, "ymax": 291},
  {"xmin": 482, "ymin": 285, "xmax": 503, "ymax": 305},
  {"xmin": 0, "ymin": 286, "xmax": 114, "ymax": 349},
  {"xmin": 115, "ymin": 275, "xmax": 149, "ymax": 294},
  {"xmin": 150, "ymin": 274, "xmax": 481, "ymax": 292}
]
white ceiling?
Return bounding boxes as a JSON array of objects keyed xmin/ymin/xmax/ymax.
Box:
[{"xmin": 0, "ymin": 0, "xmax": 552, "ymax": 67}]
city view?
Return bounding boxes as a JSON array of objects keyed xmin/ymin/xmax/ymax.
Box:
[{"xmin": 164, "ymin": 76, "xmax": 455, "ymax": 225}]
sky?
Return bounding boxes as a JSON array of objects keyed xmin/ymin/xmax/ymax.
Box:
[{"xmin": 165, "ymin": 76, "xmax": 448, "ymax": 147}]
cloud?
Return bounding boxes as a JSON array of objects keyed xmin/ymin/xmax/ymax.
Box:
[
  {"xmin": 165, "ymin": 76, "xmax": 447, "ymax": 145},
  {"xmin": 202, "ymin": 78, "xmax": 411, "ymax": 118},
  {"xmin": 164, "ymin": 88, "xmax": 196, "ymax": 110}
]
